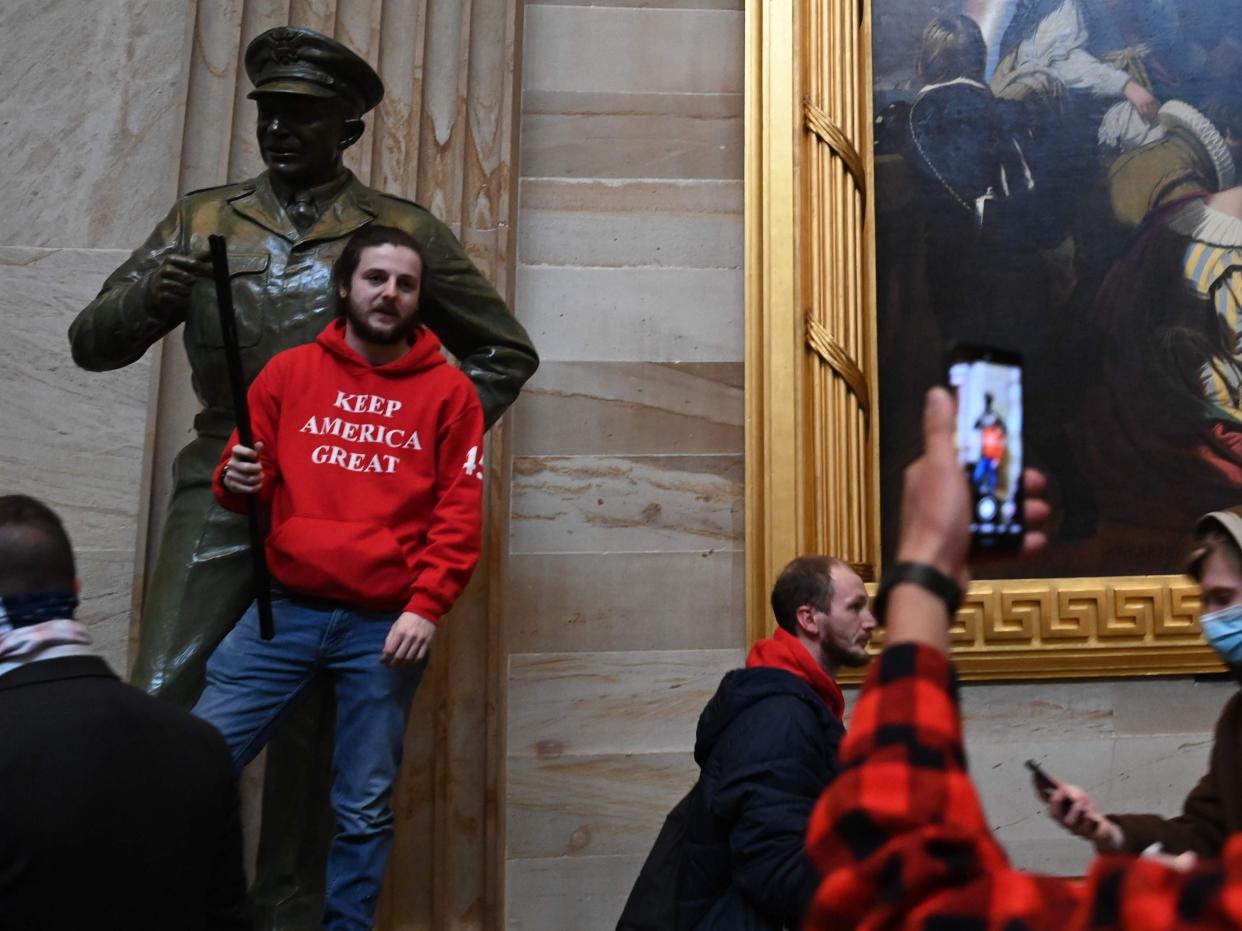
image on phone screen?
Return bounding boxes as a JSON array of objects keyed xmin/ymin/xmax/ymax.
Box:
[{"xmin": 948, "ymin": 349, "xmax": 1024, "ymax": 550}]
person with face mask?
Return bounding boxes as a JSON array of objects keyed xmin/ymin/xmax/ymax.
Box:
[{"xmin": 1037, "ymin": 504, "xmax": 1242, "ymax": 857}]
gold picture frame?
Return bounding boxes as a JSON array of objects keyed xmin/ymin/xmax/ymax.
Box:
[{"xmin": 743, "ymin": 0, "xmax": 1223, "ymax": 680}]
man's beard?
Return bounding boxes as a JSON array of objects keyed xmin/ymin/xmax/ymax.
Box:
[
  {"xmin": 345, "ymin": 299, "xmax": 420, "ymax": 346},
  {"xmin": 825, "ymin": 639, "xmax": 871, "ymax": 669}
]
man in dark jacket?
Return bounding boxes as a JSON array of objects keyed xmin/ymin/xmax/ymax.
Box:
[
  {"xmin": 676, "ymin": 555, "xmax": 877, "ymax": 930},
  {"xmin": 0, "ymin": 494, "xmax": 248, "ymax": 930}
]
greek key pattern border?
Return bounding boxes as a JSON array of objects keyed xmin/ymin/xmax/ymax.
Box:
[{"xmin": 841, "ymin": 575, "xmax": 1223, "ymax": 681}]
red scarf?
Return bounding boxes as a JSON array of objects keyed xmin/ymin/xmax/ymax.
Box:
[{"xmin": 746, "ymin": 628, "xmax": 844, "ymax": 719}]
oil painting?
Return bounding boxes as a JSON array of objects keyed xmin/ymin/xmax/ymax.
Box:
[{"xmin": 874, "ymin": 0, "xmax": 1242, "ymax": 576}]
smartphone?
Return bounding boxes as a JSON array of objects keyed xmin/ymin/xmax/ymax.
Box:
[
  {"xmin": 1025, "ymin": 758, "xmax": 1058, "ymax": 800},
  {"xmin": 1026, "ymin": 759, "xmax": 1072, "ymax": 815},
  {"xmin": 947, "ymin": 345, "xmax": 1024, "ymax": 553}
]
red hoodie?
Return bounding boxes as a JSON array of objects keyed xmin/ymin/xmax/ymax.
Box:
[
  {"xmin": 746, "ymin": 628, "xmax": 845, "ymax": 719},
  {"xmin": 213, "ymin": 319, "xmax": 484, "ymax": 623}
]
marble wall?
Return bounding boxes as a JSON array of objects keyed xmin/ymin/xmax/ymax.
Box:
[
  {"xmin": 0, "ymin": 0, "xmax": 196, "ymax": 673},
  {"xmin": 503, "ymin": 1, "xmax": 746, "ymax": 927}
]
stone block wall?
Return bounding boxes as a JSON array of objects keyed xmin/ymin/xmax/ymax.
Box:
[
  {"xmin": 503, "ymin": 1, "xmax": 746, "ymax": 926},
  {"xmin": 0, "ymin": 0, "xmax": 196, "ymax": 673}
]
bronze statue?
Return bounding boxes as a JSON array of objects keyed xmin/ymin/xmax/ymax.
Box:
[{"xmin": 68, "ymin": 25, "xmax": 537, "ymax": 928}]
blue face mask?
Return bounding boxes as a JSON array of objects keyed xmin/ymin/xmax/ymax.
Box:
[{"xmin": 1200, "ymin": 604, "xmax": 1242, "ymax": 665}]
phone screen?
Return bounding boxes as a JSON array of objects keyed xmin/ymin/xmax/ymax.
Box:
[{"xmin": 948, "ymin": 347, "xmax": 1024, "ymax": 552}]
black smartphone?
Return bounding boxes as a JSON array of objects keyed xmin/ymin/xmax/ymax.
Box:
[
  {"xmin": 1025, "ymin": 758, "xmax": 1058, "ymax": 800},
  {"xmin": 947, "ymin": 345, "xmax": 1024, "ymax": 553}
]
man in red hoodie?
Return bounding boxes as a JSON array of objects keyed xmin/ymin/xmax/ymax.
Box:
[
  {"xmin": 191, "ymin": 224, "xmax": 483, "ymax": 931},
  {"xmin": 672, "ymin": 555, "xmax": 877, "ymax": 930}
]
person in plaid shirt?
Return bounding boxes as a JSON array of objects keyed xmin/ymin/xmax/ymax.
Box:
[{"xmin": 804, "ymin": 387, "xmax": 1242, "ymax": 931}]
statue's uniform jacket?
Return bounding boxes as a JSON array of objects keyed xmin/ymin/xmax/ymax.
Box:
[{"xmin": 68, "ymin": 171, "xmax": 538, "ymax": 702}]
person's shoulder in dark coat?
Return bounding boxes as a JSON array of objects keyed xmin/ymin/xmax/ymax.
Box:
[
  {"xmin": 0, "ymin": 655, "xmax": 248, "ymax": 931},
  {"xmin": 678, "ymin": 665, "xmax": 845, "ymax": 931}
]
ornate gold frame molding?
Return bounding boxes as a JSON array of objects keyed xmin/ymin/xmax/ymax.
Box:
[{"xmin": 743, "ymin": 0, "xmax": 1222, "ymax": 680}]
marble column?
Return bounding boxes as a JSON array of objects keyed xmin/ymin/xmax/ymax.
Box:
[{"xmin": 503, "ymin": 2, "xmax": 747, "ymax": 927}]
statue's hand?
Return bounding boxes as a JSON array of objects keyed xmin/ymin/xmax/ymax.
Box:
[{"xmin": 143, "ymin": 251, "xmax": 212, "ymax": 315}]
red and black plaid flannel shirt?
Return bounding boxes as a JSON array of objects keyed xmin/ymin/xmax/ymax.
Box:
[{"xmin": 804, "ymin": 642, "xmax": 1242, "ymax": 930}]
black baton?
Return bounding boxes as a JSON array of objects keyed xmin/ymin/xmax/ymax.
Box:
[{"xmin": 208, "ymin": 235, "xmax": 275, "ymax": 640}]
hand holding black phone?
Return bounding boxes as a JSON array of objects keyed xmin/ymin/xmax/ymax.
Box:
[
  {"xmin": 1025, "ymin": 758, "xmax": 1058, "ymax": 799},
  {"xmin": 1026, "ymin": 758, "xmax": 1072, "ymax": 816}
]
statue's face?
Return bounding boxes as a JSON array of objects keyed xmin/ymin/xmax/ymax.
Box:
[{"xmin": 255, "ymin": 94, "xmax": 349, "ymax": 188}]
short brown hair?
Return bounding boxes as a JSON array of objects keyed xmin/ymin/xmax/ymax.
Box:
[
  {"xmin": 770, "ymin": 555, "xmax": 848, "ymax": 635},
  {"xmin": 1188, "ymin": 527, "xmax": 1242, "ymax": 581},
  {"xmin": 0, "ymin": 495, "xmax": 76, "ymax": 595},
  {"xmin": 331, "ymin": 224, "xmax": 431, "ymax": 317},
  {"xmin": 916, "ymin": 15, "xmax": 987, "ymax": 85}
]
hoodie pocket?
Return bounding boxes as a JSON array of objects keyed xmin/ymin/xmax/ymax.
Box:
[{"xmin": 266, "ymin": 515, "xmax": 411, "ymax": 606}]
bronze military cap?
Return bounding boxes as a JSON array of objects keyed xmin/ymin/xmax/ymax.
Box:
[{"xmin": 245, "ymin": 26, "xmax": 384, "ymax": 116}]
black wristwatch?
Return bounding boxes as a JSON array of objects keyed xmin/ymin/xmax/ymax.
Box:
[{"xmin": 873, "ymin": 562, "xmax": 964, "ymax": 626}]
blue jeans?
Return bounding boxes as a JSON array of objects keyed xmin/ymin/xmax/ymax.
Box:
[{"xmin": 192, "ymin": 597, "xmax": 425, "ymax": 931}]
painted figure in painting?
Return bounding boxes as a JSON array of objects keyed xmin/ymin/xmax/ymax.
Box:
[
  {"xmin": 990, "ymin": 0, "xmax": 1174, "ymax": 149},
  {"xmin": 1076, "ymin": 177, "xmax": 1242, "ymax": 527},
  {"xmin": 874, "ymin": 0, "xmax": 1242, "ymax": 575}
]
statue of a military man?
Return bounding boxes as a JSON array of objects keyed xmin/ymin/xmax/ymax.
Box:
[{"xmin": 68, "ymin": 25, "xmax": 537, "ymax": 928}]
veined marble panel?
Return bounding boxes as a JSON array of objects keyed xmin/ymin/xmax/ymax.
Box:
[
  {"xmin": 958, "ymin": 676, "xmax": 1236, "ymax": 742},
  {"xmin": 507, "ymin": 855, "xmax": 643, "ymax": 931},
  {"xmin": 1109, "ymin": 676, "xmax": 1235, "ymax": 736},
  {"xmin": 518, "ymin": 180, "xmax": 742, "ymax": 269},
  {"xmin": 511, "ymin": 362, "xmax": 742, "ymax": 457},
  {"xmin": 530, "ymin": 0, "xmax": 741, "ymax": 7},
  {"xmin": 958, "ymin": 680, "xmax": 1119, "ymax": 741},
  {"xmin": 521, "ymin": 91, "xmax": 743, "ymax": 180},
  {"xmin": 0, "ymin": 247, "xmax": 153, "ymax": 673},
  {"xmin": 510, "ymin": 455, "xmax": 743, "ymax": 554},
  {"xmin": 1000, "ymin": 837, "xmax": 1096, "ymax": 878},
  {"xmin": 505, "ymin": 551, "xmax": 744, "ymax": 653},
  {"xmin": 0, "ymin": 0, "xmax": 194, "ymax": 248},
  {"xmin": 515, "ymin": 267, "xmax": 742, "ymax": 362},
  {"xmin": 1106, "ymin": 732, "xmax": 1215, "ymax": 816},
  {"xmin": 507, "ymin": 751, "xmax": 695, "ymax": 858},
  {"xmin": 521, "ymin": 177, "xmax": 743, "ymax": 215},
  {"xmin": 508, "ymin": 649, "xmax": 742, "ymax": 757},
  {"xmin": 523, "ymin": 6, "xmax": 743, "ymax": 96}
]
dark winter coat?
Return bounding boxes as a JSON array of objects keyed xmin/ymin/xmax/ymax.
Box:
[{"xmin": 675, "ymin": 667, "xmax": 845, "ymax": 930}]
